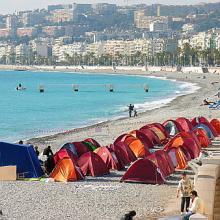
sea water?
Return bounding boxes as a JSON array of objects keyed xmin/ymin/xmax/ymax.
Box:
[{"xmin": 0, "ymin": 70, "xmax": 199, "ymax": 142}]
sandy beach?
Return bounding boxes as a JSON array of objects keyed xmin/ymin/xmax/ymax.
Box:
[{"xmin": 1, "ymin": 66, "xmax": 220, "ymax": 220}]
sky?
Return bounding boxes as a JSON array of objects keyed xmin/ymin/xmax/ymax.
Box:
[{"xmin": 0, "ymin": 0, "xmax": 219, "ymax": 14}]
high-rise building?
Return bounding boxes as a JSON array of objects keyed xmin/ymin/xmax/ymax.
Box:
[
  {"xmin": 5, "ymin": 15, "xmax": 18, "ymax": 29},
  {"xmin": 72, "ymin": 3, "xmax": 92, "ymax": 14},
  {"xmin": 157, "ymin": 5, "xmax": 161, "ymax": 17}
]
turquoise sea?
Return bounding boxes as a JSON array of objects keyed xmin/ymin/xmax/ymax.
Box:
[{"xmin": 0, "ymin": 70, "xmax": 199, "ymax": 142}]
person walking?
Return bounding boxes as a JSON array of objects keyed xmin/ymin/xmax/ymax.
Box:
[
  {"xmin": 183, "ymin": 190, "xmax": 205, "ymax": 220},
  {"xmin": 128, "ymin": 104, "xmax": 134, "ymax": 117},
  {"xmin": 176, "ymin": 172, "xmax": 193, "ymax": 215}
]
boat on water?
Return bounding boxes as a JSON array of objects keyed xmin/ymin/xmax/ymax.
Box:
[
  {"xmin": 16, "ymin": 87, "xmax": 26, "ymax": 91},
  {"xmin": 16, "ymin": 84, "xmax": 26, "ymax": 91},
  {"xmin": 14, "ymin": 68, "xmax": 27, "ymax": 71}
]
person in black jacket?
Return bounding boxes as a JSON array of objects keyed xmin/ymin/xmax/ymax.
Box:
[{"xmin": 43, "ymin": 146, "xmax": 53, "ymax": 158}]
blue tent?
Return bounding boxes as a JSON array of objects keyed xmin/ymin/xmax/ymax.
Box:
[
  {"xmin": 0, "ymin": 142, "xmax": 44, "ymax": 178},
  {"xmin": 61, "ymin": 143, "xmax": 78, "ymax": 157},
  {"xmin": 193, "ymin": 124, "xmax": 214, "ymax": 139}
]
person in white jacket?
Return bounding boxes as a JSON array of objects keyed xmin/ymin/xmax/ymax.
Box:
[{"xmin": 183, "ymin": 190, "xmax": 205, "ymax": 220}]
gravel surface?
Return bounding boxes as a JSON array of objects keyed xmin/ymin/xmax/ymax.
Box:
[{"xmin": 0, "ymin": 171, "xmax": 175, "ymax": 220}]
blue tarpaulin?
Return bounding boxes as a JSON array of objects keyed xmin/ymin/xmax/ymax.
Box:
[{"xmin": 0, "ymin": 142, "xmax": 44, "ymax": 178}]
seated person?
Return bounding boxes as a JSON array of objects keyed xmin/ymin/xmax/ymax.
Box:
[
  {"xmin": 44, "ymin": 155, "xmax": 55, "ymax": 175},
  {"xmin": 202, "ymin": 98, "xmax": 214, "ymax": 105},
  {"xmin": 183, "ymin": 190, "xmax": 205, "ymax": 220}
]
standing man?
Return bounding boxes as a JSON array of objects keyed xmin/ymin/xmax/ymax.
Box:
[
  {"xmin": 128, "ymin": 104, "xmax": 134, "ymax": 117},
  {"xmin": 177, "ymin": 172, "xmax": 193, "ymax": 215},
  {"xmin": 43, "ymin": 146, "xmax": 53, "ymax": 158}
]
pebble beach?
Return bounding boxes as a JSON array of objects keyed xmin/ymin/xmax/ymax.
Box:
[{"xmin": 1, "ymin": 68, "xmax": 220, "ymax": 220}]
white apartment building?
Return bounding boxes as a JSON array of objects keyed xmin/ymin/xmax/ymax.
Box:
[
  {"xmin": 52, "ymin": 43, "xmax": 86, "ymax": 62},
  {"xmin": 0, "ymin": 45, "xmax": 7, "ymax": 59},
  {"xmin": 149, "ymin": 21, "xmax": 169, "ymax": 32},
  {"xmin": 30, "ymin": 41, "xmax": 50, "ymax": 58},
  {"xmin": 86, "ymin": 42, "xmax": 105, "ymax": 56},
  {"xmin": 182, "ymin": 23, "xmax": 195, "ymax": 33},
  {"xmin": 104, "ymin": 40, "xmax": 126, "ymax": 56},
  {"xmin": 15, "ymin": 44, "xmax": 29, "ymax": 59}
]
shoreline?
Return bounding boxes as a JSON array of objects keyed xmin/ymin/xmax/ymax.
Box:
[
  {"xmin": 26, "ymin": 68, "xmax": 208, "ymax": 149},
  {"xmin": 1, "ymin": 66, "xmax": 198, "ymax": 143}
]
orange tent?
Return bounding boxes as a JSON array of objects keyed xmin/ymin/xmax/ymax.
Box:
[
  {"xmin": 166, "ymin": 147, "xmax": 187, "ymax": 170},
  {"xmin": 124, "ymin": 135, "xmax": 150, "ymax": 158},
  {"xmin": 128, "ymin": 139, "xmax": 149, "ymax": 158},
  {"xmin": 50, "ymin": 158, "xmax": 84, "ymax": 182},
  {"xmin": 115, "ymin": 133, "xmax": 150, "ymax": 158},
  {"xmin": 210, "ymin": 119, "xmax": 220, "ymax": 135}
]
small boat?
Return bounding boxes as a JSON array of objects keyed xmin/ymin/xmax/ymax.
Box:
[
  {"xmin": 16, "ymin": 84, "xmax": 26, "ymax": 91},
  {"xmin": 16, "ymin": 87, "xmax": 26, "ymax": 91}
]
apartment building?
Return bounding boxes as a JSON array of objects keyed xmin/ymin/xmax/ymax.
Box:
[
  {"xmin": 17, "ymin": 27, "xmax": 38, "ymax": 37},
  {"xmin": 52, "ymin": 43, "xmax": 86, "ymax": 62},
  {"xmin": 0, "ymin": 28, "xmax": 13, "ymax": 38},
  {"xmin": 50, "ymin": 9, "xmax": 74, "ymax": 23},
  {"xmin": 86, "ymin": 42, "xmax": 105, "ymax": 56}
]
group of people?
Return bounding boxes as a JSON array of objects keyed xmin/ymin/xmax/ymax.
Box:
[
  {"xmin": 177, "ymin": 172, "xmax": 205, "ymax": 220},
  {"xmin": 128, "ymin": 104, "xmax": 138, "ymax": 117}
]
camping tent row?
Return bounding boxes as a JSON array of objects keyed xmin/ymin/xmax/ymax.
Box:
[
  {"xmin": 120, "ymin": 117, "xmax": 220, "ymax": 184},
  {"xmin": 0, "ymin": 117, "xmax": 219, "ymax": 182},
  {"xmin": 49, "ymin": 116, "xmax": 220, "ymax": 183}
]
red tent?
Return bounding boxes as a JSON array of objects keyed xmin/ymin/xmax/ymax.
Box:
[
  {"xmin": 53, "ymin": 148, "xmax": 78, "ymax": 165},
  {"xmin": 115, "ymin": 134, "xmax": 150, "ymax": 158},
  {"xmin": 210, "ymin": 119, "xmax": 220, "ymax": 135},
  {"xmin": 77, "ymin": 151, "xmax": 109, "ymax": 177},
  {"xmin": 114, "ymin": 133, "xmax": 128, "ymax": 143},
  {"xmin": 72, "ymin": 142, "xmax": 90, "ymax": 157},
  {"xmin": 144, "ymin": 123, "xmax": 169, "ymax": 143},
  {"xmin": 111, "ymin": 141, "xmax": 136, "ymax": 166},
  {"xmin": 176, "ymin": 117, "xmax": 193, "ymax": 132},
  {"xmin": 139, "ymin": 127, "xmax": 161, "ymax": 145},
  {"xmin": 84, "ymin": 138, "xmax": 101, "ymax": 148},
  {"xmin": 148, "ymin": 123, "xmax": 169, "ymax": 138},
  {"xmin": 94, "ymin": 146, "xmax": 123, "ymax": 170},
  {"xmin": 147, "ymin": 153, "xmax": 168, "ymax": 178},
  {"xmin": 121, "ymin": 158, "xmax": 165, "ymax": 184},
  {"xmin": 177, "ymin": 131, "xmax": 201, "ymax": 151},
  {"xmin": 155, "ymin": 150, "xmax": 174, "ymax": 176},
  {"xmin": 130, "ymin": 130, "xmax": 155, "ymax": 148},
  {"xmin": 191, "ymin": 117, "xmax": 218, "ymax": 137},
  {"xmin": 180, "ymin": 145, "xmax": 192, "ymax": 162},
  {"xmin": 130, "ymin": 130, "xmax": 153, "ymax": 148},
  {"xmin": 164, "ymin": 133, "xmax": 200, "ymax": 159},
  {"xmin": 193, "ymin": 128, "xmax": 211, "ymax": 148}
]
